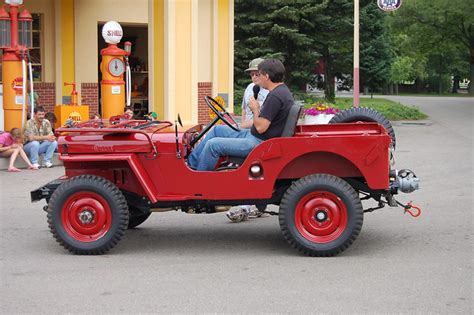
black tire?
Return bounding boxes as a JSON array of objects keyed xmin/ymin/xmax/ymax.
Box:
[
  {"xmin": 47, "ymin": 175, "xmax": 129, "ymax": 254},
  {"xmin": 128, "ymin": 206, "xmax": 151, "ymax": 229},
  {"xmin": 279, "ymin": 174, "xmax": 363, "ymax": 257},
  {"xmin": 329, "ymin": 107, "xmax": 396, "ymax": 149}
]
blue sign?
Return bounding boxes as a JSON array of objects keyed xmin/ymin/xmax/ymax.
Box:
[{"xmin": 377, "ymin": 0, "xmax": 402, "ymax": 12}]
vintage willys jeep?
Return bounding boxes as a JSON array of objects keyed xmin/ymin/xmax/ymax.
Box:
[{"xmin": 31, "ymin": 97, "xmax": 420, "ymax": 256}]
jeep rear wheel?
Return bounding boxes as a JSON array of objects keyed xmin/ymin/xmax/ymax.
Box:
[
  {"xmin": 47, "ymin": 175, "xmax": 129, "ymax": 254},
  {"xmin": 279, "ymin": 174, "xmax": 363, "ymax": 256}
]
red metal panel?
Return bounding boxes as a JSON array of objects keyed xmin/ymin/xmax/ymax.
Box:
[{"xmin": 58, "ymin": 121, "xmax": 391, "ymax": 202}]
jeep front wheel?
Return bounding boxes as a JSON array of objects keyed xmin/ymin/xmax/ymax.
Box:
[
  {"xmin": 47, "ymin": 175, "xmax": 129, "ymax": 254},
  {"xmin": 279, "ymin": 174, "xmax": 363, "ymax": 256}
]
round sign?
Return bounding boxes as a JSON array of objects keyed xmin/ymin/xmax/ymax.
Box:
[
  {"xmin": 377, "ymin": 0, "xmax": 402, "ymax": 12},
  {"xmin": 102, "ymin": 21, "xmax": 123, "ymax": 44},
  {"xmin": 108, "ymin": 58, "xmax": 125, "ymax": 77}
]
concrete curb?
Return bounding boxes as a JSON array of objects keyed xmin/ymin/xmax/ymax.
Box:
[{"xmin": 0, "ymin": 153, "xmax": 63, "ymax": 170}]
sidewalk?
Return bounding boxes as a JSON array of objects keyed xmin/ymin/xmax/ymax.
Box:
[{"xmin": 0, "ymin": 152, "xmax": 63, "ymax": 170}]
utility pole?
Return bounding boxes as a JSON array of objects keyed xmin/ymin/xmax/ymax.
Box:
[{"xmin": 353, "ymin": 0, "xmax": 359, "ymax": 107}]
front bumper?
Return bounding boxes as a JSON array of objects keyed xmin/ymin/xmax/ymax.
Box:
[{"xmin": 30, "ymin": 178, "xmax": 66, "ymax": 203}]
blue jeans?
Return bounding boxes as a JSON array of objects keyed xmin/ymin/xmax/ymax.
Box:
[
  {"xmin": 24, "ymin": 140, "xmax": 58, "ymax": 164},
  {"xmin": 188, "ymin": 125, "xmax": 262, "ymax": 171}
]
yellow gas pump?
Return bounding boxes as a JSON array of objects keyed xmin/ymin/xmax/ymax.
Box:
[
  {"xmin": 99, "ymin": 21, "xmax": 131, "ymax": 119},
  {"xmin": 1, "ymin": 1, "xmax": 34, "ymax": 131}
]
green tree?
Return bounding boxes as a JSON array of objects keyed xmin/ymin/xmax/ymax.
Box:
[
  {"xmin": 234, "ymin": 0, "xmax": 320, "ymax": 92},
  {"xmin": 391, "ymin": 0, "xmax": 474, "ymax": 95},
  {"xmin": 306, "ymin": 0, "xmax": 353, "ymax": 102},
  {"xmin": 234, "ymin": 0, "xmax": 401, "ymax": 102},
  {"xmin": 359, "ymin": 1, "xmax": 393, "ymax": 94}
]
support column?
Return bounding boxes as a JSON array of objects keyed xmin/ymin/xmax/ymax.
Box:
[
  {"xmin": 149, "ymin": 0, "xmax": 164, "ymax": 119},
  {"xmin": 164, "ymin": 0, "xmax": 175, "ymax": 121},
  {"xmin": 214, "ymin": 0, "xmax": 233, "ymax": 112},
  {"xmin": 60, "ymin": 0, "xmax": 75, "ymax": 103},
  {"xmin": 353, "ymin": 0, "xmax": 359, "ymax": 107},
  {"xmin": 174, "ymin": 0, "xmax": 195, "ymax": 124}
]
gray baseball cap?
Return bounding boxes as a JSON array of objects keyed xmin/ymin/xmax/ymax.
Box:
[{"xmin": 245, "ymin": 58, "xmax": 264, "ymax": 72}]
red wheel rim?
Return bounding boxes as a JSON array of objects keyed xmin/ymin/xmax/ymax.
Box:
[
  {"xmin": 61, "ymin": 192, "xmax": 112, "ymax": 242},
  {"xmin": 294, "ymin": 191, "xmax": 348, "ymax": 243}
]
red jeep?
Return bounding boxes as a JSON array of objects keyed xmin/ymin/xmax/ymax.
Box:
[{"xmin": 31, "ymin": 97, "xmax": 420, "ymax": 256}]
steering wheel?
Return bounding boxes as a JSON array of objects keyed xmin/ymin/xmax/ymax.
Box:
[
  {"xmin": 205, "ymin": 96, "xmax": 240, "ymax": 131},
  {"xmin": 189, "ymin": 96, "xmax": 241, "ymax": 147}
]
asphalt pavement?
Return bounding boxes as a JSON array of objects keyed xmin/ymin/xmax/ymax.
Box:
[{"xmin": 0, "ymin": 96, "xmax": 472, "ymax": 313}]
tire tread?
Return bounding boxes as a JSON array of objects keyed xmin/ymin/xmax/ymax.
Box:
[
  {"xmin": 279, "ymin": 174, "xmax": 363, "ymax": 257},
  {"xmin": 47, "ymin": 175, "xmax": 129, "ymax": 255}
]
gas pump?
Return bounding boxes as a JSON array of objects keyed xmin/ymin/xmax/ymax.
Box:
[
  {"xmin": 64, "ymin": 82, "xmax": 78, "ymax": 106},
  {"xmin": 100, "ymin": 21, "xmax": 132, "ymax": 119},
  {"xmin": 0, "ymin": 0, "xmax": 34, "ymax": 131}
]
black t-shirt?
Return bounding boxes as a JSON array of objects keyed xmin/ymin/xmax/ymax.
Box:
[{"xmin": 251, "ymin": 84, "xmax": 294, "ymax": 140}]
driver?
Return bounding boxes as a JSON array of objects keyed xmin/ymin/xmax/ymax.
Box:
[{"xmin": 188, "ymin": 59, "xmax": 293, "ymax": 171}]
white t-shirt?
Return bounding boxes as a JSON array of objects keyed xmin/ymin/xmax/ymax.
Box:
[{"xmin": 242, "ymin": 83, "xmax": 269, "ymax": 121}]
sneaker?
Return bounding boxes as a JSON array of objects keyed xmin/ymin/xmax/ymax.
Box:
[
  {"xmin": 226, "ymin": 206, "xmax": 250, "ymax": 223},
  {"xmin": 32, "ymin": 163, "xmax": 41, "ymax": 169},
  {"xmin": 43, "ymin": 161, "xmax": 53, "ymax": 168},
  {"xmin": 248, "ymin": 206, "xmax": 268, "ymax": 218}
]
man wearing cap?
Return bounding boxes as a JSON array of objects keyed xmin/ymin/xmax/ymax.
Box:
[
  {"xmin": 188, "ymin": 58, "xmax": 293, "ymax": 173},
  {"xmin": 240, "ymin": 58, "xmax": 269, "ymax": 128},
  {"xmin": 227, "ymin": 58, "xmax": 269, "ymax": 221}
]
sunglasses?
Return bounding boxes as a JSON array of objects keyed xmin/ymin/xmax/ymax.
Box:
[{"xmin": 249, "ymin": 72, "xmax": 260, "ymax": 77}]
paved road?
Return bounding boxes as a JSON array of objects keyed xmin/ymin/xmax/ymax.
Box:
[{"xmin": 0, "ymin": 96, "xmax": 472, "ymax": 313}]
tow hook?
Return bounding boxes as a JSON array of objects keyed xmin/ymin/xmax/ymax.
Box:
[
  {"xmin": 398, "ymin": 200, "xmax": 422, "ymax": 218},
  {"xmin": 362, "ymin": 192, "xmax": 422, "ymax": 218}
]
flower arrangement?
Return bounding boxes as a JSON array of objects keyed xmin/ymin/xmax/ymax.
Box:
[
  {"xmin": 208, "ymin": 96, "xmax": 226, "ymax": 123},
  {"xmin": 303, "ymin": 101, "xmax": 340, "ymax": 116}
]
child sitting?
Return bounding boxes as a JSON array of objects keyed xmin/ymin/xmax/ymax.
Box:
[{"xmin": 0, "ymin": 128, "xmax": 38, "ymax": 172}]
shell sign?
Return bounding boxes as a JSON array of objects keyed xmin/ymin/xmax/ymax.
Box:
[
  {"xmin": 12, "ymin": 77, "xmax": 24, "ymax": 95},
  {"xmin": 68, "ymin": 111, "xmax": 82, "ymax": 123}
]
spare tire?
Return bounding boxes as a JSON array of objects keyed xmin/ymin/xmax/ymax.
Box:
[{"xmin": 329, "ymin": 107, "xmax": 396, "ymax": 149}]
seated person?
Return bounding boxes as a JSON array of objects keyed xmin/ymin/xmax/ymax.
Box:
[
  {"xmin": 124, "ymin": 106, "xmax": 134, "ymax": 120},
  {"xmin": 0, "ymin": 128, "xmax": 38, "ymax": 172},
  {"xmin": 23, "ymin": 106, "xmax": 58, "ymax": 168},
  {"xmin": 188, "ymin": 59, "xmax": 294, "ymax": 171},
  {"xmin": 44, "ymin": 112, "xmax": 57, "ymax": 133}
]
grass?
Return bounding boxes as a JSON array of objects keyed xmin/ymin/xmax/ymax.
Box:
[
  {"xmin": 295, "ymin": 93, "xmax": 428, "ymax": 120},
  {"xmin": 332, "ymin": 98, "xmax": 428, "ymax": 120},
  {"xmin": 233, "ymin": 92, "xmax": 429, "ymax": 120}
]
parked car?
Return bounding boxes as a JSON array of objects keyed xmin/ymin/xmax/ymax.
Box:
[{"xmin": 31, "ymin": 96, "xmax": 420, "ymax": 256}]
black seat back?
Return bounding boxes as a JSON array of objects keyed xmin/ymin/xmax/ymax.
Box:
[
  {"xmin": 220, "ymin": 104, "xmax": 302, "ymax": 169},
  {"xmin": 281, "ymin": 104, "xmax": 303, "ymax": 137}
]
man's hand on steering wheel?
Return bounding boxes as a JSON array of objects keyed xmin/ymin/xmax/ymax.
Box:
[{"xmin": 205, "ymin": 96, "xmax": 240, "ymax": 131}]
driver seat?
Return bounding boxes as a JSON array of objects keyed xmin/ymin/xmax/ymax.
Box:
[{"xmin": 217, "ymin": 104, "xmax": 303, "ymax": 170}]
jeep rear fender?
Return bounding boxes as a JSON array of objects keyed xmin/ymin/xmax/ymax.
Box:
[
  {"xmin": 277, "ymin": 151, "xmax": 363, "ymax": 179},
  {"xmin": 61, "ymin": 154, "xmax": 158, "ymax": 203},
  {"xmin": 259, "ymin": 133, "xmax": 390, "ymax": 190}
]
